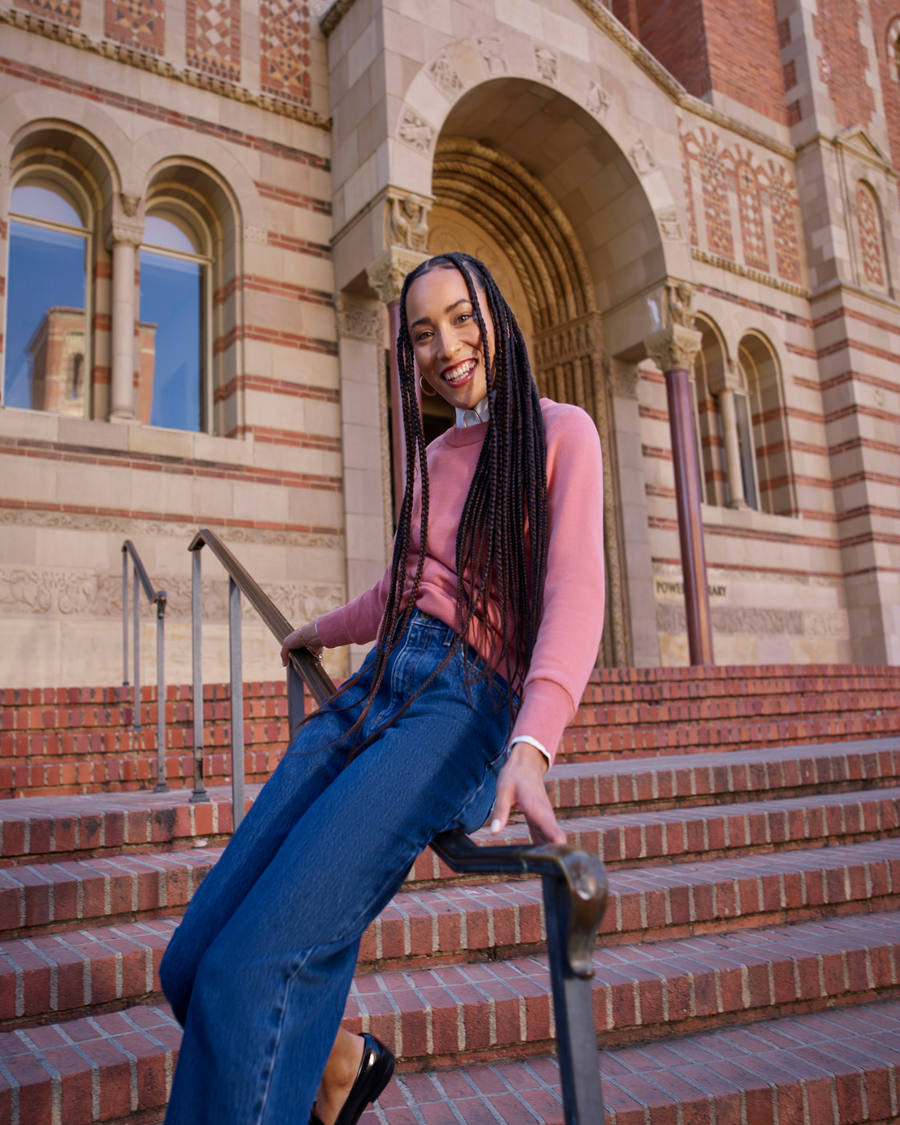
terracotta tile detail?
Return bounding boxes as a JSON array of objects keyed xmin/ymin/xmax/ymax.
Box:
[
  {"xmin": 767, "ymin": 163, "xmax": 802, "ymax": 284},
  {"xmin": 104, "ymin": 0, "xmax": 164, "ymax": 54},
  {"xmin": 736, "ymin": 157, "xmax": 769, "ymax": 273},
  {"xmin": 260, "ymin": 0, "xmax": 311, "ymax": 106},
  {"xmin": 855, "ymin": 182, "xmax": 886, "ymax": 288},
  {"xmin": 186, "ymin": 0, "xmax": 240, "ymax": 81},
  {"xmin": 14, "ymin": 0, "xmax": 80, "ymax": 27}
]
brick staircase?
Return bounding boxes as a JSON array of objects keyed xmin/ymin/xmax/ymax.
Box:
[
  {"xmin": 2, "ymin": 674, "xmax": 900, "ymax": 1123},
  {"xmin": 3, "ymin": 663, "xmax": 900, "ymax": 798}
]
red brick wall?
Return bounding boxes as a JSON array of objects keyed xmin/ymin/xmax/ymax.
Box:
[
  {"xmin": 869, "ymin": 1, "xmax": 900, "ymax": 202},
  {"xmin": 631, "ymin": 0, "xmax": 787, "ymax": 125},
  {"xmin": 813, "ymin": 0, "xmax": 875, "ymax": 129},
  {"xmin": 632, "ymin": 0, "xmax": 712, "ymax": 100}
]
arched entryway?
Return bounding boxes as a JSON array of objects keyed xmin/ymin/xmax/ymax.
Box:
[{"xmin": 421, "ymin": 73, "xmax": 669, "ymax": 667}]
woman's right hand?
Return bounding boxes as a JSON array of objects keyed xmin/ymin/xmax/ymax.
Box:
[{"xmin": 281, "ymin": 621, "xmax": 324, "ymax": 666}]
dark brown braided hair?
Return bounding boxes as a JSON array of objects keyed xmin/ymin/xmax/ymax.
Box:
[{"xmin": 315, "ymin": 252, "xmax": 549, "ymax": 762}]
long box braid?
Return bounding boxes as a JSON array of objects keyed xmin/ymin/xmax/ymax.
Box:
[{"xmin": 308, "ymin": 253, "xmax": 549, "ymax": 764}]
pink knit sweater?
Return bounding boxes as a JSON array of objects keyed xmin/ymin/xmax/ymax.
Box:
[{"xmin": 315, "ymin": 399, "xmax": 605, "ymax": 764}]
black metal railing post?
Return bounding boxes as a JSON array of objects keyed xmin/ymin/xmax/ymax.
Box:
[{"xmin": 121, "ymin": 541, "xmax": 168, "ymax": 792}]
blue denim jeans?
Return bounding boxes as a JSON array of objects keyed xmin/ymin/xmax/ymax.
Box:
[{"xmin": 160, "ymin": 610, "xmax": 512, "ymax": 1125}]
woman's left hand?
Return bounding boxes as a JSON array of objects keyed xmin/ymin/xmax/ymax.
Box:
[{"xmin": 489, "ymin": 742, "xmax": 566, "ymax": 845}]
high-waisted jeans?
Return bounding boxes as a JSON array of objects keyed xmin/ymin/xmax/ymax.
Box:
[{"xmin": 160, "ymin": 610, "xmax": 512, "ymax": 1125}]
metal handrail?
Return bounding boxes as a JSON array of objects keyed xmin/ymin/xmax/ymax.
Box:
[
  {"xmin": 121, "ymin": 540, "xmax": 168, "ymax": 792},
  {"xmin": 187, "ymin": 527, "xmax": 607, "ymax": 1123}
]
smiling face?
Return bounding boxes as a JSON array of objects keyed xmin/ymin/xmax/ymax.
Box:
[{"xmin": 405, "ymin": 265, "xmax": 496, "ymax": 412}]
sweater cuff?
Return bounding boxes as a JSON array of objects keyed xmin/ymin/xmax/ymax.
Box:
[
  {"xmin": 510, "ymin": 678, "xmax": 577, "ymax": 767},
  {"xmin": 314, "ymin": 610, "xmax": 351, "ymax": 649}
]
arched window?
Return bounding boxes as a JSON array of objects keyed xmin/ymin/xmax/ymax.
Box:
[
  {"xmin": 739, "ymin": 334, "xmax": 795, "ymax": 515},
  {"xmin": 3, "ymin": 176, "xmax": 90, "ymax": 416},
  {"xmin": 138, "ymin": 205, "xmax": 210, "ymax": 431}
]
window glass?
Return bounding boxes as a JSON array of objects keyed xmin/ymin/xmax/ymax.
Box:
[
  {"xmin": 139, "ymin": 250, "xmax": 203, "ymax": 431},
  {"xmin": 735, "ymin": 394, "xmax": 759, "ymax": 510},
  {"xmin": 144, "ymin": 214, "xmax": 199, "ymax": 255},
  {"xmin": 4, "ymin": 221, "xmax": 87, "ymax": 415},
  {"xmin": 11, "ymin": 183, "xmax": 83, "ymax": 227}
]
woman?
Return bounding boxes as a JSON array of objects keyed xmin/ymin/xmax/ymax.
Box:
[{"xmin": 159, "ymin": 253, "xmax": 605, "ymax": 1125}]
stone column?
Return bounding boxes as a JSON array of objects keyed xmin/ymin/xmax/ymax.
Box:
[
  {"xmin": 608, "ymin": 361, "xmax": 659, "ymax": 667},
  {"xmin": 106, "ymin": 198, "xmax": 144, "ymax": 423},
  {"xmin": 708, "ymin": 360, "xmax": 747, "ymax": 509},
  {"xmin": 366, "ymin": 246, "xmax": 429, "ymax": 513},
  {"xmin": 645, "ymin": 323, "xmax": 713, "ymax": 665},
  {"xmin": 335, "ymin": 295, "xmax": 390, "ymax": 672}
]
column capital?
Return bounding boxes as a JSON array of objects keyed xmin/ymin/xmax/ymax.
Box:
[
  {"xmin": 335, "ymin": 294, "xmax": 384, "ymax": 344},
  {"xmin": 366, "ymin": 247, "xmax": 430, "ymax": 305},
  {"xmin": 644, "ymin": 324, "xmax": 703, "ymax": 373},
  {"xmin": 105, "ymin": 193, "xmax": 145, "ymax": 251},
  {"xmin": 707, "ymin": 358, "xmax": 743, "ymax": 397},
  {"xmin": 606, "ymin": 358, "xmax": 639, "ymax": 400}
]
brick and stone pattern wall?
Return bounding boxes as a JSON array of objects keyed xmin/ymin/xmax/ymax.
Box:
[{"xmin": 0, "ymin": 12, "xmax": 342, "ymax": 688}]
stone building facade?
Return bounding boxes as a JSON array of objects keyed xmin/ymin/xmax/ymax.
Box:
[{"xmin": 0, "ymin": 0, "xmax": 898, "ymax": 688}]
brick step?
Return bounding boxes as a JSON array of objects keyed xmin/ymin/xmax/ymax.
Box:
[
  {"xmin": 557, "ymin": 712, "xmax": 900, "ymax": 761},
  {"xmin": 3, "ymin": 914, "xmax": 900, "ymax": 1124},
  {"xmin": 570, "ymin": 687, "xmax": 900, "ymax": 726},
  {"xmin": 344, "ymin": 910, "xmax": 900, "ymax": 1062},
  {"xmin": 5, "ymin": 787, "xmax": 900, "ymax": 939},
  {"xmin": 4, "ymin": 669, "xmax": 898, "ymax": 798},
  {"xmin": 5, "ymin": 711, "xmax": 897, "ymax": 800},
  {"xmin": 2, "ymin": 739, "xmax": 898, "ymax": 866},
  {"xmin": 5, "ymin": 841, "xmax": 900, "ymax": 1030},
  {"xmin": 364, "ymin": 999, "xmax": 900, "ymax": 1124}
]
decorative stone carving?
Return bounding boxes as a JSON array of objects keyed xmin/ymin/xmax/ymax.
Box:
[
  {"xmin": 428, "ymin": 52, "xmax": 462, "ymax": 96},
  {"xmin": 106, "ymin": 196, "xmax": 144, "ymax": 250},
  {"xmin": 586, "ymin": 81, "xmax": 609, "ymax": 116},
  {"xmin": 533, "ymin": 313, "xmax": 602, "ymax": 370},
  {"xmin": 387, "ymin": 193, "xmax": 430, "ymax": 252},
  {"xmin": 244, "ymin": 225, "xmax": 268, "ymax": 244},
  {"xmin": 477, "ymin": 36, "xmax": 506, "ymax": 76},
  {"xmin": 366, "ymin": 246, "xmax": 430, "ymax": 305},
  {"xmin": 655, "ymin": 209, "xmax": 684, "ymax": 241},
  {"xmin": 644, "ymin": 324, "xmax": 703, "ymax": 372},
  {"xmin": 398, "ymin": 107, "xmax": 434, "ymax": 153},
  {"xmin": 335, "ymin": 295, "xmax": 383, "ymax": 343},
  {"xmin": 607, "ymin": 359, "xmax": 639, "ymax": 399},
  {"xmin": 534, "ymin": 45, "xmax": 557, "ymax": 84},
  {"xmin": 0, "ymin": 565, "xmax": 343, "ymax": 624},
  {"xmin": 665, "ymin": 280, "xmax": 695, "ymax": 328},
  {"xmin": 630, "ymin": 138, "xmax": 657, "ymax": 175}
]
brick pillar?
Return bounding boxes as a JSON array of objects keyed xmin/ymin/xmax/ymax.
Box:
[{"xmin": 645, "ymin": 323, "xmax": 713, "ymax": 665}]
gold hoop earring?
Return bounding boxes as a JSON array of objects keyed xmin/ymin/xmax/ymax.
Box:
[{"xmin": 419, "ymin": 375, "xmax": 438, "ymax": 397}]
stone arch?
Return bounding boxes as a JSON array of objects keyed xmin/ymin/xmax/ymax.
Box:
[
  {"xmin": 136, "ymin": 129, "xmax": 265, "ymax": 231},
  {"xmin": 428, "ymin": 123, "xmax": 642, "ymax": 665},
  {"xmin": 8, "ymin": 118, "xmax": 120, "ymax": 229}
]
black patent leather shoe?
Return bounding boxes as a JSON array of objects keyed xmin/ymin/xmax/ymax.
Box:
[{"xmin": 310, "ymin": 1033, "xmax": 395, "ymax": 1125}]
